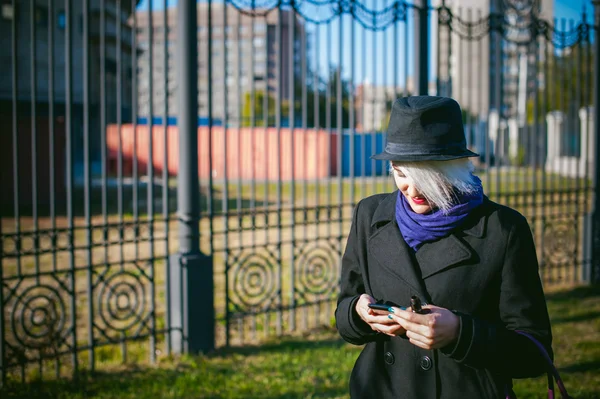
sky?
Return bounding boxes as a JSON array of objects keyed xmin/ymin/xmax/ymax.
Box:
[
  {"xmin": 555, "ymin": 0, "xmax": 591, "ymax": 22},
  {"xmin": 136, "ymin": 0, "xmax": 594, "ymax": 87}
]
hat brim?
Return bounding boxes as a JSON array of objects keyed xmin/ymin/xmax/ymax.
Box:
[{"xmin": 370, "ymin": 149, "xmax": 480, "ymax": 162}]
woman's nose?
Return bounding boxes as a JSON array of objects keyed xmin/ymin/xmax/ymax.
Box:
[{"xmin": 406, "ymin": 184, "xmax": 420, "ymax": 198}]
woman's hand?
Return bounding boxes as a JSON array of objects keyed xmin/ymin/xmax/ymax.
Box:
[
  {"xmin": 389, "ymin": 305, "xmax": 459, "ymax": 349},
  {"xmin": 355, "ymin": 294, "xmax": 406, "ymax": 337}
]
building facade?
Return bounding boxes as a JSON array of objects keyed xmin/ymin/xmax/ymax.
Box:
[
  {"xmin": 0, "ymin": 0, "xmax": 136, "ymax": 128},
  {"xmin": 432, "ymin": 0, "xmax": 553, "ymax": 122},
  {"xmin": 135, "ymin": 3, "xmax": 306, "ymax": 127},
  {"xmin": 0, "ymin": 0, "xmax": 136, "ymax": 207}
]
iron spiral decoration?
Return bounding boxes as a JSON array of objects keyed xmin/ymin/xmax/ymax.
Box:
[
  {"xmin": 543, "ymin": 220, "xmax": 577, "ymax": 266},
  {"xmin": 10, "ymin": 285, "xmax": 67, "ymax": 349},
  {"xmin": 231, "ymin": 253, "xmax": 277, "ymax": 309},
  {"xmin": 98, "ymin": 271, "xmax": 148, "ymax": 331},
  {"xmin": 296, "ymin": 244, "xmax": 338, "ymax": 297}
]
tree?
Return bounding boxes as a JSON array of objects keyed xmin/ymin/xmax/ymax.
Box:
[
  {"xmin": 380, "ymin": 90, "xmax": 413, "ymax": 131},
  {"xmin": 241, "ymin": 90, "xmax": 289, "ymax": 127},
  {"xmin": 526, "ymin": 44, "xmax": 594, "ymax": 125},
  {"xmin": 241, "ymin": 66, "xmax": 353, "ymax": 128}
]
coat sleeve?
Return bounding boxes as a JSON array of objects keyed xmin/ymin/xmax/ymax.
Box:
[
  {"xmin": 335, "ymin": 200, "xmax": 380, "ymax": 346},
  {"xmin": 441, "ymin": 213, "xmax": 553, "ymax": 378}
]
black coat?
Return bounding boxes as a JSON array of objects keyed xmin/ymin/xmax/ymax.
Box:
[{"xmin": 335, "ymin": 192, "xmax": 553, "ymax": 399}]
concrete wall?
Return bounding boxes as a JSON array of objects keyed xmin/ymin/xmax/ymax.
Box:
[{"xmin": 105, "ymin": 125, "xmax": 389, "ymax": 180}]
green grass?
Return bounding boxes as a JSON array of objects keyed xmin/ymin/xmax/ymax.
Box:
[
  {"xmin": 3, "ymin": 169, "xmax": 592, "ymax": 219},
  {"xmin": 2, "ymin": 285, "xmax": 599, "ymax": 399}
]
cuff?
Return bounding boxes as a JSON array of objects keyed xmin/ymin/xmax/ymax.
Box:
[
  {"xmin": 349, "ymin": 296, "xmax": 376, "ymax": 335},
  {"xmin": 335, "ymin": 295, "xmax": 377, "ymax": 344},
  {"xmin": 441, "ymin": 311, "xmax": 475, "ymax": 362}
]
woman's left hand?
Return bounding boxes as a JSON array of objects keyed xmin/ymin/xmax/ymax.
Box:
[{"xmin": 388, "ymin": 305, "xmax": 460, "ymax": 350}]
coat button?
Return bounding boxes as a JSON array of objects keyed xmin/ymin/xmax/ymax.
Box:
[
  {"xmin": 420, "ymin": 355, "xmax": 432, "ymax": 371},
  {"xmin": 384, "ymin": 351, "xmax": 395, "ymax": 365}
]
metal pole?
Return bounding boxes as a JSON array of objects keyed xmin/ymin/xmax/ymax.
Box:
[
  {"xmin": 414, "ymin": 0, "xmax": 429, "ymax": 95},
  {"xmin": 170, "ymin": 0, "xmax": 213, "ymax": 354},
  {"xmin": 177, "ymin": 0, "xmax": 199, "ymax": 254},
  {"xmin": 591, "ymin": 1, "xmax": 600, "ymax": 284}
]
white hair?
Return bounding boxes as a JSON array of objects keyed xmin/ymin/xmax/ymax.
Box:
[{"xmin": 389, "ymin": 158, "xmax": 480, "ymax": 214}]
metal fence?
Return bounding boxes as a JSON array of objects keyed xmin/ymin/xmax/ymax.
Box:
[{"xmin": 1, "ymin": 0, "xmax": 599, "ymax": 385}]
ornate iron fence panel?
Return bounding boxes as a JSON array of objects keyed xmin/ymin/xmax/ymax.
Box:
[
  {"xmin": 0, "ymin": 0, "xmax": 598, "ymax": 386},
  {"xmin": 0, "ymin": 0, "xmax": 172, "ymax": 385}
]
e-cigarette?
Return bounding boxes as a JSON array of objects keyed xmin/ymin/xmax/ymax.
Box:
[{"xmin": 410, "ymin": 295, "xmax": 430, "ymax": 314}]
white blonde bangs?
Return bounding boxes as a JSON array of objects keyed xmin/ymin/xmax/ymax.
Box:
[{"xmin": 389, "ymin": 158, "xmax": 479, "ymax": 213}]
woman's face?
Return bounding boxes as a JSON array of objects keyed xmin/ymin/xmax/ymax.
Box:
[{"xmin": 392, "ymin": 167, "xmax": 433, "ymax": 214}]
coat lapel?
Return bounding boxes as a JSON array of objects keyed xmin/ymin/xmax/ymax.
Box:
[
  {"xmin": 415, "ymin": 234, "xmax": 477, "ymax": 279},
  {"xmin": 367, "ymin": 193, "xmax": 490, "ymax": 292},
  {"xmin": 367, "ymin": 192, "xmax": 429, "ymax": 299},
  {"xmin": 415, "ymin": 201, "xmax": 488, "ymax": 279}
]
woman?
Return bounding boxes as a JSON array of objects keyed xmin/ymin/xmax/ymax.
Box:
[{"xmin": 335, "ymin": 96, "xmax": 552, "ymax": 399}]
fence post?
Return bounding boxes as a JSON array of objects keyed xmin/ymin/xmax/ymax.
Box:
[
  {"xmin": 414, "ymin": 0, "xmax": 429, "ymax": 95},
  {"xmin": 168, "ymin": 0, "xmax": 214, "ymax": 353},
  {"xmin": 592, "ymin": 1, "xmax": 600, "ymax": 284}
]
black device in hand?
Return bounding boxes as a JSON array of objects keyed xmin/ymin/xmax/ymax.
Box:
[
  {"xmin": 368, "ymin": 303, "xmax": 391, "ymax": 311},
  {"xmin": 410, "ymin": 295, "xmax": 431, "ymax": 314}
]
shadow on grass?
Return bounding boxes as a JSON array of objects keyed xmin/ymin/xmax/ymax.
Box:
[
  {"xmin": 2, "ymin": 184, "xmax": 272, "ymax": 218},
  {"xmin": 545, "ymin": 284, "xmax": 600, "ymax": 303},
  {"xmin": 1, "ymin": 332, "xmax": 349, "ymax": 399},
  {"xmin": 559, "ymin": 360, "xmax": 600, "ymax": 374},
  {"xmin": 3, "ymin": 286, "xmax": 599, "ymax": 399},
  {"xmin": 0, "ymin": 367, "xmax": 351, "ymax": 399},
  {"xmin": 1, "ymin": 367, "xmax": 184, "ymax": 399},
  {"xmin": 551, "ymin": 310, "xmax": 600, "ymax": 325},
  {"xmin": 208, "ymin": 335, "xmax": 346, "ymax": 358}
]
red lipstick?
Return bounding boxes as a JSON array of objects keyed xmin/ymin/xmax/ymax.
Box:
[{"xmin": 411, "ymin": 197, "xmax": 427, "ymax": 205}]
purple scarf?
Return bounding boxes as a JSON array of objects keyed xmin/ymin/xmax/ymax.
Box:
[{"xmin": 395, "ymin": 176, "xmax": 484, "ymax": 251}]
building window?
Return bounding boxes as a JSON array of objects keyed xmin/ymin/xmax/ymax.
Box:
[
  {"xmin": 253, "ymin": 37, "xmax": 265, "ymax": 47},
  {"xmin": 255, "ymin": 50, "xmax": 266, "ymax": 61},
  {"xmin": 255, "ymin": 63, "xmax": 266, "ymax": 74}
]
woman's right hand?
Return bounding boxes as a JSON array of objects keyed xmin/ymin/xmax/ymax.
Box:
[{"xmin": 355, "ymin": 294, "xmax": 407, "ymax": 337}]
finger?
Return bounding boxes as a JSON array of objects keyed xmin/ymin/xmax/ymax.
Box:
[
  {"xmin": 365, "ymin": 314, "xmax": 397, "ymax": 325},
  {"xmin": 390, "ymin": 325, "xmax": 407, "ymax": 336},
  {"xmin": 358, "ymin": 294, "xmax": 376, "ymax": 305},
  {"xmin": 372, "ymin": 323, "xmax": 404, "ymax": 336},
  {"xmin": 408, "ymin": 337, "xmax": 432, "ymax": 350},
  {"xmin": 389, "ymin": 314, "xmax": 431, "ymax": 337},
  {"xmin": 368, "ymin": 323, "xmax": 394, "ymax": 336},
  {"xmin": 377, "ymin": 322, "xmax": 406, "ymax": 336},
  {"xmin": 369, "ymin": 308, "xmax": 391, "ymax": 316},
  {"xmin": 391, "ymin": 307, "xmax": 430, "ymax": 326},
  {"xmin": 406, "ymin": 330, "xmax": 433, "ymax": 347}
]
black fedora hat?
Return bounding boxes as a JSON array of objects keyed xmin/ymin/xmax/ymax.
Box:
[{"xmin": 371, "ymin": 96, "xmax": 479, "ymax": 161}]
